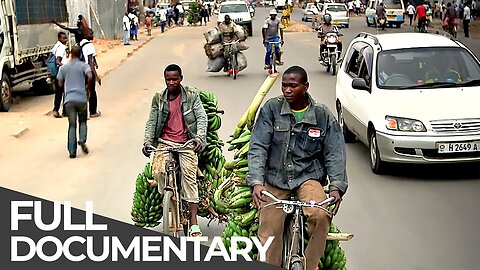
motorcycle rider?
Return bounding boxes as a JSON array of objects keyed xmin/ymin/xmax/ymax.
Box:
[
  {"xmin": 443, "ymin": 2, "xmax": 458, "ymax": 34},
  {"xmin": 247, "ymin": 65, "xmax": 348, "ymax": 270},
  {"xmin": 218, "ymin": 15, "xmax": 240, "ymax": 74},
  {"xmin": 262, "ymin": 9, "xmax": 284, "ymax": 70},
  {"xmin": 142, "ymin": 64, "xmax": 208, "ymax": 237},
  {"xmin": 317, "ymin": 14, "xmax": 342, "ymax": 63},
  {"xmin": 376, "ymin": 2, "xmax": 387, "ymax": 28}
]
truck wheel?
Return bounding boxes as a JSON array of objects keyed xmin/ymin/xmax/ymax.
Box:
[{"xmin": 0, "ymin": 72, "xmax": 11, "ymax": 112}]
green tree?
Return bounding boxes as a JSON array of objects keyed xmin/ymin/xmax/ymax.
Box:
[{"xmin": 187, "ymin": 2, "xmax": 200, "ymax": 25}]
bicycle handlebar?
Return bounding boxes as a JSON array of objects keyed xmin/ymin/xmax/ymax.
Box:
[{"xmin": 261, "ymin": 190, "xmax": 335, "ymax": 216}]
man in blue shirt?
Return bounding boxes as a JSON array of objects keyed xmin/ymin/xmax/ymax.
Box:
[{"xmin": 57, "ymin": 45, "xmax": 93, "ymax": 158}]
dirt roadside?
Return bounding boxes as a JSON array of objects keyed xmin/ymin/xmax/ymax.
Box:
[{"xmin": 0, "ymin": 24, "xmax": 179, "ymax": 139}]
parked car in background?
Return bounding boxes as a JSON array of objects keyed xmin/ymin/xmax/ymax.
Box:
[
  {"xmin": 321, "ymin": 2, "xmax": 349, "ymax": 28},
  {"xmin": 336, "ymin": 32, "xmax": 480, "ymax": 174},
  {"xmin": 301, "ymin": 2, "xmax": 321, "ymax": 22}
]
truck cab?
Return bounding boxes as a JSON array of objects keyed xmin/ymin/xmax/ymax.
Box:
[{"xmin": 0, "ymin": 0, "xmax": 69, "ymax": 111}]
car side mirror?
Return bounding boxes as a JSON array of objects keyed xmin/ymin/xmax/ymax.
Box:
[{"xmin": 352, "ymin": 78, "xmax": 370, "ymax": 91}]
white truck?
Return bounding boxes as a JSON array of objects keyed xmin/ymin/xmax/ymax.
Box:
[{"xmin": 0, "ymin": 0, "xmax": 70, "ymax": 111}]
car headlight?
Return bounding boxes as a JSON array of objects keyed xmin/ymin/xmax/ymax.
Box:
[{"xmin": 385, "ymin": 116, "xmax": 426, "ymax": 132}]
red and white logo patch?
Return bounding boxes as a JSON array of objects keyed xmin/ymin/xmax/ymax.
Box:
[{"xmin": 308, "ymin": 128, "xmax": 321, "ymax": 138}]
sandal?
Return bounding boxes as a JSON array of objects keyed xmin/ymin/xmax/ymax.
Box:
[{"xmin": 189, "ymin": 224, "xmax": 202, "ymax": 237}]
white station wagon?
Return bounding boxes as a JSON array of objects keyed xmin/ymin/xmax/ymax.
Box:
[{"xmin": 336, "ymin": 32, "xmax": 480, "ymax": 174}]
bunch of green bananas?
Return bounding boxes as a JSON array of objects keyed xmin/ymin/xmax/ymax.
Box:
[
  {"xmin": 197, "ymin": 90, "xmax": 228, "ymax": 221},
  {"xmin": 130, "ymin": 162, "xmax": 163, "ymax": 228},
  {"xmin": 317, "ymin": 224, "xmax": 348, "ymax": 270}
]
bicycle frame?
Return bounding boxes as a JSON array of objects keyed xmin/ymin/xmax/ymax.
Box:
[
  {"xmin": 223, "ymin": 40, "xmax": 239, "ymax": 79},
  {"xmin": 268, "ymin": 41, "xmax": 282, "ymax": 74},
  {"xmin": 148, "ymin": 140, "xmax": 195, "ymax": 236},
  {"xmin": 262, "ymin": 191, "xmax": 334, "ymax": 269}
]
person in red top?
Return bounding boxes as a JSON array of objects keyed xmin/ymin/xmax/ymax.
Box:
[{"xmin": 414, "ymin": 1, "xmax": 428, "ymax": 30}]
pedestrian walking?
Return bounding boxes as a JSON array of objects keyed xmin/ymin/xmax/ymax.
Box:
[
  {"xmin": 200, "ymin": 6, "xmax": 208, "ymax": 25},
  {"xmin": 407, "ymin": 2, "xmax": 416, "ymax": 26},
  {"xmin": 348, "ymin": 0, "xmax": 354, "ymax": 16},
  {"xmin": 159, "ymin": 6, "xmax": 167, "ymax": 32},
  {"xmin": 146, "ymin": 13, "xmax": 153, "ymax": 36},
  {"xmin": 79, "ymin": 33, "xmax": 102, "ymax": 118},
  {"xmin": 51, "ymin": 32, "xmax": 69, "ymax": 118},
  {"xmin": 56, "ymin": 45, "xmax": 93, "ymax": 159},
  {"xmin": 167, "ymin": 5, "xmax": 174, "ymax": 27},
  {"xmin": 122, "ymin": 12, "xmax": 131, "ymax": 45},
  {"xmin": 52, "ymin": 15, "xmax": 89, "ymax": 44},
  {"xmin": 128, "ymin": 10, "xmax": 139, "ymax": 41},
  {"xmin": 463, "ymin": 2, "xmax": 472, "ymax": 37},
  {"xmin": 355, "ymin": 0, "xmax": 361, "ymax": 15}
]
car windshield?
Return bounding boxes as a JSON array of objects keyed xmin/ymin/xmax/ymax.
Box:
[
  {"xmin": 326, "ymin": 5, "xmax": 346, "ymax": 12},
  {"xmin": 220, "ymin": 4, "xmax": 248, "ymax": 13},
  {"xmin": 382, "ymin": 0, "xmax": 403, "ymax": 9},
  {"xmin": 376, "ymin": 47, "xmax": 480, "ymax": 89}
]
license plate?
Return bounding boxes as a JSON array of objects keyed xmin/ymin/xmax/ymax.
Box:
[
  {"xmin": 333, "ymin": 20, "xmax": 339, "ymax": 24},
  {"xmin": 387, "ymin": 15, "xmax": 396, "ymax": 19},
  {"xmin": 437, "ymin": 141, "xmax": 480, "ymax": 153}
]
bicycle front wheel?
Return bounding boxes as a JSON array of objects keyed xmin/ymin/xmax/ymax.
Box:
[
  {"xmin": 162, "ymin": 190, "xmax": 179, "ymax": 237},
  {"xmin": 290, "ymin": 261, "xmax": 304, "ymax": 270},
  {"xmin": 271, "ymin": 47, "xmax": 277, "ymax": 74}
]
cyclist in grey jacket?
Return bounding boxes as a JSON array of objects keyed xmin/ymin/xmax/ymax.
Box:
[
  {"xmin": 247, "ymin": 66, "xmax": 348, "ymax": 270},
  {"xmin": 142, "ymin": 64, "xmax": 207, "ymax": 236}
]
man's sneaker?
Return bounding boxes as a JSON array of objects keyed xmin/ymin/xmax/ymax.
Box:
[
  {"xmin": 78, "ymin": 142, "xmax": 89, "ymax": 154},
  {"xmin": 90, "ymin": 111, "xmax": 102, "ymax": 118},
  {"xmin": 69, "ymin": 153, "xmax": 76, "ymax": 159},
  {"xmin": 264, "ymin": 65, "xmax": 271, "ymax": 70},
  {"xmin": 53, "ymin": 111, "xmax": 61, "ymax": 118},
  {"xmin": 275, "ymin": 60, "xmax": 284, "ymax": 66}
]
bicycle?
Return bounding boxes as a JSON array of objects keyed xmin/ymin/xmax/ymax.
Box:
[
  {"xmin": 223, "ymin": 40, "xmax": 240, "ymax": 80},
  {"xmin": 261, "ymin": 190, "xmax": 353, "ymax": 270},
  {"xmin": 266, "ymin": 40, "xmax": 282, "ymax": 74},
  {"xmin": 148, "ymin": 139, "xmax": 196, "ymax": 237}
]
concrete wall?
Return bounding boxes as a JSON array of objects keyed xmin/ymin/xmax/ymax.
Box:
[{"xmin": 66, "ymin": 0, "xmax": 129, "ymax": 40}]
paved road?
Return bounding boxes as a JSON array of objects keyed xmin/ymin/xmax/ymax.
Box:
[{"xmin": 1, "ymin": 7, "xmax": 479, "ymax": 270}]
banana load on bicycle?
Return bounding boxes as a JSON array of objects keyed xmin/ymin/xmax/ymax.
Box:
[
  {"xmin": 215, "ymin": 67, "xmax": 351, "ymax": 270},
  {"xmin": 263, "ymin": 9, "xmax": 285, "ymax": 72},
  {"xmin": 203, "ymin": 14, "xmax": 249, "ymax": 74}
]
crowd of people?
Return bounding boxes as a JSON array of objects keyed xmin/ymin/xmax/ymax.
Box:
[{"xmin": 406, "ymin": 0, "xmax": 476, "ymax": 37}]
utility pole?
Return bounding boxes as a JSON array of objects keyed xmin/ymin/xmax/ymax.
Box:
[{"xmin": 138, "ymin": 0, "xmax": 145, "ymax": 25}]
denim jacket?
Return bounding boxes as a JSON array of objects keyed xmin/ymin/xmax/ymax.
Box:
[
  {"xmin": 246, "ymin": 94, "xmax": 348, "ymax": 195},
  {"xmin": 143, "ymin": 85, "xmax": 207, "ymax": 146}
]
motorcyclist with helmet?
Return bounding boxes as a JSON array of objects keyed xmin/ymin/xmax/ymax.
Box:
[{"xmin": 317, "ymin": 14, "xmax": 342, "ymax": 63}]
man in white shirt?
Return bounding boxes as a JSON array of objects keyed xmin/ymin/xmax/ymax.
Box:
[
  {"xmin": 51, "ymin": 31, "xmax": 69, "ymax": 118},
  {"xmin": 463, "ymin": 2, "xmax": 471, "ymax": 38},
  {"xmin": 122, "ymin": 12, "xmax": 131, "ymax": 45},
  {"xmin": 159, "ymin": 6, "xmax": 168, "ymax": 33},
  {"xmin": 176, "ymin": 3, "xmax": 185, "ymax": 25},
  {"xmin": 128, "ymin": 11, "xmax": 139, "ymax": 41},
  {"xmin": 407, "ymin": 2, "xmax": 415, "ymax": 26},
  {"xmin": 355, "ymin": 0, "xmax": 361, "ymax": 15},
  {"xmin": 79, "ymin": 34, "xmax": 102, "ymax": 118},
  {"xmin": 348, "ymin": 1, "xmax": 354, "ymax": 16}
]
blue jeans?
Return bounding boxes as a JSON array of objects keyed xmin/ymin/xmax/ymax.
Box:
[
  {"xmin": 160, "ymin": 20, "xmax": 166, "ymax": 32},
  {"xmin": 265, "ymin": 36, "xmax": 280, "ymax": 66},
  {"xmin": 123, "ymin": 30, "xmax": 130, "ymax": 44},
  {"xmin": 65, "ymin": 102, "xmax": 88, "ymax": 155}
]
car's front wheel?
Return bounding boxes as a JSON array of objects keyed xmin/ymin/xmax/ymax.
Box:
[{"xmin": 369, "ymin": 130, "xmax": 386, "ymax": 174}]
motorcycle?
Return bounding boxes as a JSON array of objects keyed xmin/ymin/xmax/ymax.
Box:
[
  {"xmin": 376, "ymin": 14, "xmax": 386, "ymax": 30},
  {"xmin": 318, "ymin": 30, "xmax": 342, "ymax": 76}
]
